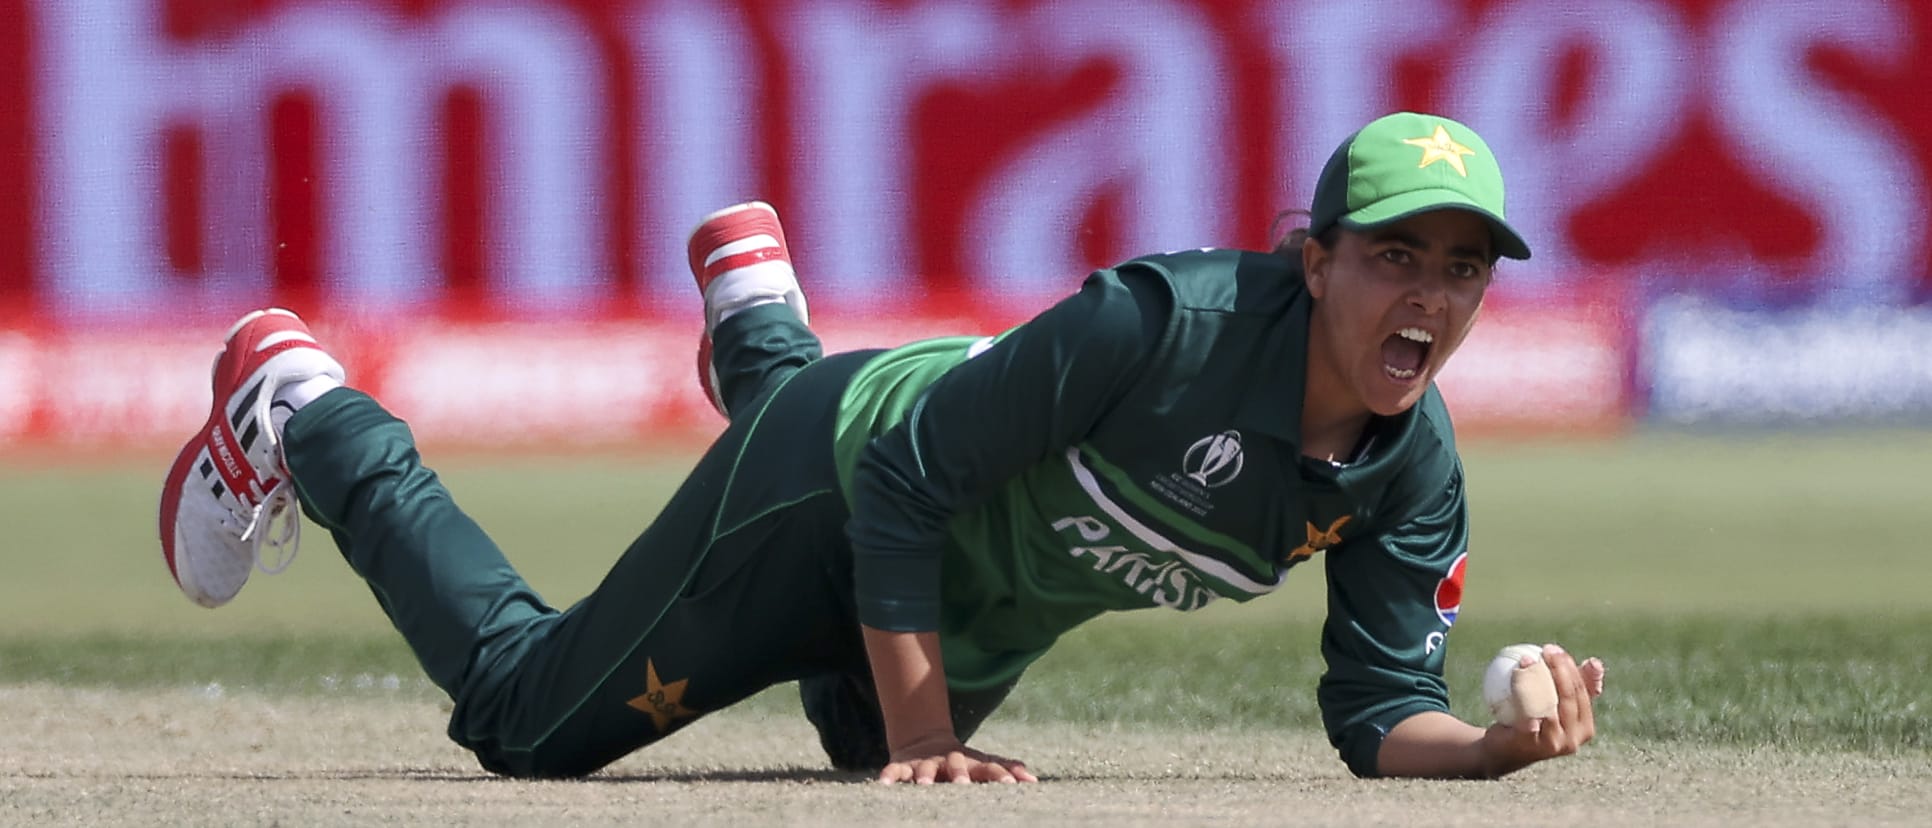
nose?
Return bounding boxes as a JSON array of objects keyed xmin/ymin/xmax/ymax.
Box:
[{"xmin": 1409, "ymin": 271, "xmax": 1449, "ymax": 315}]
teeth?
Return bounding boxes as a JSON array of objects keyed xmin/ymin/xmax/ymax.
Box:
[
  {"xmin": 1397, "ymin": 327, "xmax": 1433, "ymax": 344},
  {"xmin": 1387, "ymin": 367, "xmax": 1418, "ymax": 379}
]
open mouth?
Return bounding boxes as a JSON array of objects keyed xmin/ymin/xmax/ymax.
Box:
[{"xmin": 1381, "ymin": 327, "xmax": 1433, "ymax": 381}]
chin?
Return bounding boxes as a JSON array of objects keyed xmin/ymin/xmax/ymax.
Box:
[
  {"xmin": 1365, "ymin": 378, "xmax": 1428, "ymax": 416},
  {"xmin": 1367, "ymin": 397, "xmax": 1420, "ymax": 417}
]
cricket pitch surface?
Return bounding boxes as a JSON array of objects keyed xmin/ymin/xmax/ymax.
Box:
[{"xmin": 5, "ymin": 684, "xmax": 1927, "ymax": 827}]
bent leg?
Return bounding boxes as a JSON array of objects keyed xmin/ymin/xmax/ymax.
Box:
[
  {"xmin": 469, "ymin": 351, "xmax": 878, "ymax": 777},
  {"xmin": 283, "ymin": 388, "xmax": 552, "ymax": 699},
  {"xmin": 285, "ymin": 352, "xmax": 876, "ymax": 778},
  {"xmin": 710, "ymin": 302, "xmax": 821, "ymax": 420}
]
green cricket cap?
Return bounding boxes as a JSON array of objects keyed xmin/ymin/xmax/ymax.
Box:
[{"xmin": 1309, "ymin": 111, "xmax": 1531, "ymax": 260}]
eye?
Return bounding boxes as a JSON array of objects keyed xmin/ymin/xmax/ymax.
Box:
[
  {"xmin": 1378, "ymin": 248, "xmax": 1413, "ymax": 265},
  {"xmin": 1449, "ymin": 261, "xmax": 1484, "ymax": 280}
]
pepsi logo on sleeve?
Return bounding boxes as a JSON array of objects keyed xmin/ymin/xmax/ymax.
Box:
[{"xmin": 1434, "ymin": 552, "xmax": 1467, "ymax": 626}]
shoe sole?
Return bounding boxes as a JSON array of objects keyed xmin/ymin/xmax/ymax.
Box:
[{"xmin": 158, "ymin": 308, "xmax": 312, "ymax": 607}]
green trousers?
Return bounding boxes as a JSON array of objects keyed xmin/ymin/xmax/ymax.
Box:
[{"xmin": 283, "ymin": 305, "xmax": 1009, "ymax": 778}]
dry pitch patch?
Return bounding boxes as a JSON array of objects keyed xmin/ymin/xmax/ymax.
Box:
[{"xmin": 3, "ymin": 685, "xmax": 1928, "ymax": 827}]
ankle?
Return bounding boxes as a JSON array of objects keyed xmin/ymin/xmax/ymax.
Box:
[
  {"xmin": 705, "ymin": 264, "xmax": 808, "ymax": 329},
  {"xmin": 269, "ymin": 375, "xmax": 343, "ymax": 437}
]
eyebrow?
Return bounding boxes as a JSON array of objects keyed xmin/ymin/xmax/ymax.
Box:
[{"xmin": 1368, "ymin": 229, "xmax": 1493, "ymax": 262}]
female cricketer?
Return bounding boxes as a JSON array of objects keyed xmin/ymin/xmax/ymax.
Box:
[{"xmin": 160, "ymin": 111, "xmax": 1607, "ymax": 784}]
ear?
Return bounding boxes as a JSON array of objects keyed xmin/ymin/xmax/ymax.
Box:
[{"xmin": 1301, "ymin": 234, "xmax": 1330, "ymax": 299}]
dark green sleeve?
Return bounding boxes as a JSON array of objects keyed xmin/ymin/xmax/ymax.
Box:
[
  {"xmin": 846, "ymin": 267, "xmax": 1169, "ymax": 631},
  {"xmin": 1317, "ymin": 464, "xmax": 1467, "ymax": 778}
]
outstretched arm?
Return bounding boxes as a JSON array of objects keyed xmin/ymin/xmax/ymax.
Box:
[{"xmin": 1318, "ymin": 457, "xmax": 1608, "ymax": 778}]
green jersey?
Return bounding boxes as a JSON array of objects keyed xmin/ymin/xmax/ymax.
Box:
[{"xmin": 832, "ymin": 248, "xmax": 1470, "ymax": 777}]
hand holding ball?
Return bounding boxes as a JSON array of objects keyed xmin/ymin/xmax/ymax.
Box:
[{"xmin": 1482, "ymin": 643, "xmax": 1559, "ymax": 727}]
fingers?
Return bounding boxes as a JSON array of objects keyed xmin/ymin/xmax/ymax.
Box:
[
  {"xmin": 876, "ymin": 756, "xmax": 952, "ymax": 785},
  {"xmin": 1575, "ymin": 658, "xmax": 1599, "ymax": 739},
  {"xmin": 877, "ymin": 758, "xmax": 941, "ymax": 785},
  {"xmin": 943, "ymin": 751, "xmax": 969, "ymax": 784},
  {"xmin": 877, "ymin": 751, "xmax": 1037, "ymax": 785},
  {"xmin": 919, "ymin": 755, "xmax": 952, "ymax": 785},
  {"xmin": 1541, "ymin": 644, "xmax": 1597, "ymax": 751},
  {"xmin": 981, "ymin": 753, "xmax": 1037, "ymax": 783},
  {"xmin": 1485, "ymin": 645, "xmax": 1605, "ymax": 775},
  {"xmin": 1580, "ymin": 657, "xmax": 1607, "ymax": 698},
  {"xmin": 969, "ymin": 760, "xmax": 1015, "ymax": 784},
  {"xmin": 1544, "ymin": 644, "xmax": 1581, "ymax": 732}
]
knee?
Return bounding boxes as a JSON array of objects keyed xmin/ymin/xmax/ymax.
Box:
[
  {"xmin": 799, "ymin": 673, "xmax": 889, "ymax": 771},
  {"xmin": 711, "ymin": 305, "xmax": 819, "ymax": 417},
  {"xmin": 452, "ymin": 717, "xmax": 633, "ymax": 779},
  {"xmin": 468, "ymin": 742, "xmax": 622, "ymax": 780}
]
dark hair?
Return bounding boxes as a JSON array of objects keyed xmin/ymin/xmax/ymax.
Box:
[
  {"xmin": 1269, "ymin": 208, "xmax": 1337, "ymax": 259},
  {"xmin": 1268, "ymin": 207, "xmax": 1504, "ymax": 267}
]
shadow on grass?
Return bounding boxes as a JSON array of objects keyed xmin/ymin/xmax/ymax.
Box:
[
  {"xmin": 584, "ymin": 768, "xmax": 869, "ymax": 784},
  {"xmin": 15, "ymin": 766, "xmax": 873, "ymax": 784}
]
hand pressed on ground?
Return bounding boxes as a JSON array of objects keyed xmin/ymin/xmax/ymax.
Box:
[{"xmin": 877, "ymin": 734, "xmax": 1038, "ymax": 785}]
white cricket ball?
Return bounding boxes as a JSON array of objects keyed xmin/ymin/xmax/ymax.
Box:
[{"xmin": 1482, "ymin": 643, "xmax": 1559, "ymax": 726}]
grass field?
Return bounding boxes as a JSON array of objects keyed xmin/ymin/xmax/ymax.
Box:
[{"xmin": 3, "ymin": 431, "xmax": 1930, "ymax": 824}]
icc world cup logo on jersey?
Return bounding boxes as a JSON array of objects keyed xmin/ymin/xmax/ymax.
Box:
[{"xmin": 1182, "ymin": 430, "xmax": 1245, "ymax": 488}]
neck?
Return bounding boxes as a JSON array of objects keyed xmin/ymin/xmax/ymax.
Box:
[{"xmin": 1300, "ymin": 317, "xmax": 1372, "ymax": 463}]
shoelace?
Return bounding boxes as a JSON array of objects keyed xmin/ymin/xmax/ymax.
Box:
[{"xmin": 239, "ymin": 478, "xmax": 301, "ymax": 576}]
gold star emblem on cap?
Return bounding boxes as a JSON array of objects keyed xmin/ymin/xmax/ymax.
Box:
[
  {"xmin": 1402, "ymin": 125, "xmax": 1477, "ymax": 177},
  {"xmin": 626, "ymin": 658, "xmax": 694, "ymax": 732}
]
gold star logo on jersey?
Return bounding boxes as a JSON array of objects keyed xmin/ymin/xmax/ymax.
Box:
[
  {"xmin": 626, "ymin": 659, "xmax": 694, "ymax": 731},
  {"xmin": 1288, "ymin": 516, "xmax": 1352, "ymax": 560},
  {"xmin": 1402, "ymin": 125, "xmax": 1477, "ymax": 177}
]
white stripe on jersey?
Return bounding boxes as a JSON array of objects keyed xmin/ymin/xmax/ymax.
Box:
[{"xmin": 1064, "ymin": 447, "xmax": 1286, "ymax": 596}]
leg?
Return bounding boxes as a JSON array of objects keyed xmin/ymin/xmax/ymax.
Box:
[
  {"xmin": 282, "ymin": 389, "xmax": 555, "ymax": 696},
  {"xmin": 468, "ymin": 352, "xmax": 878, "ymax": 776},
  {"xmin": 283, "ymin": 351, "xmax": 874, "ymax": 778},
  {"xmin": 708, "ymin": 303, "xmax": 822, "ymax": 420}
]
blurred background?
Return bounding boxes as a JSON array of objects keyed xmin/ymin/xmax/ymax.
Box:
[
  {"xmin": 2, "ymin": 0, "xmax": 1929, "ymax": 451},
  {"xmin": 0, "ymin": 0, "xmax": 1927, "ymax": 757}
]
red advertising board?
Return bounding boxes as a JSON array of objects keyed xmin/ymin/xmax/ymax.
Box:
[{"xmin": 2, "ymin": 0, "xmax": 1927, "ymax": 442}]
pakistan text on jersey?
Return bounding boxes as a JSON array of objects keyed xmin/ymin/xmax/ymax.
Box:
[{"xmin": 1053, "ymin": 515, "xmax": 1218, "ymax": 611}]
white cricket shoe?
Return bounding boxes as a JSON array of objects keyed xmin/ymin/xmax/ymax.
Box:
[
  {"xmin": 158, "ymin": 309, "xmax": 344, "ymax": 607},
  {"xmin": 686, "ymin": 201, "xmax": 809, "ymax": 416}
]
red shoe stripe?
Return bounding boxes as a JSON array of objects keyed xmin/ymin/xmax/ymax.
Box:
[
  {"xmin": 212, "ymin": 329, "xmax": 316, "ymax": 399},
  {"xmin": 701, "ymin": 247, "xmax": 789, "ymax": 282},
  {"xmin": 203, "ymin": 338, "xmax": 325, "ymax": 509},
  {"xmin": 206, "ymin": 417, "xmax": 266, "ymax": 508},
  {"xmin": 687, "ymin": 207, "xmax": 789, "ymax": 286},
  {"xmin": 233, "ymin": 337, "xmax": 321, "ymax": 380}
]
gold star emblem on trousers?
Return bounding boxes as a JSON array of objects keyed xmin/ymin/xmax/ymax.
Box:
[
  {"xmin": 1402, "ymin": 125, "xmax": 1477, "ymax": 177},
  {"xmin": 626, "ymin": 658, "xmax": 694, "ymax": 731}
]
